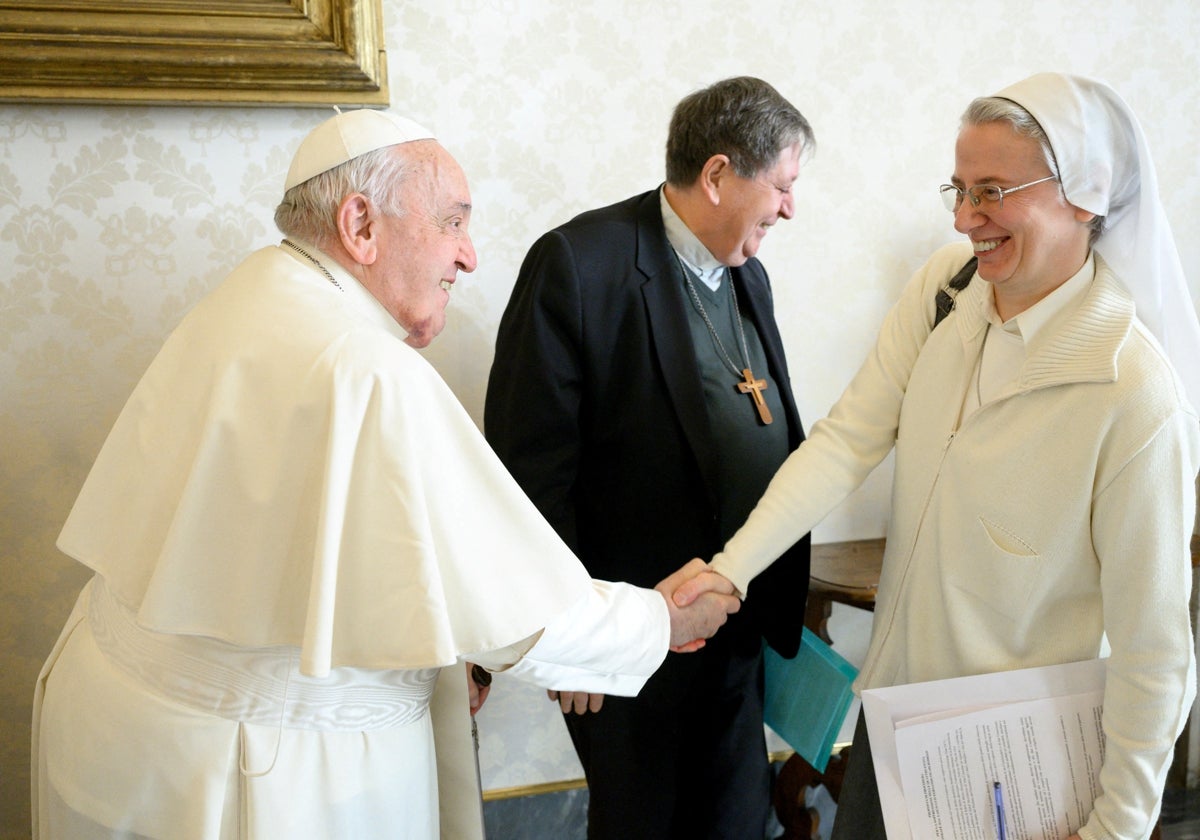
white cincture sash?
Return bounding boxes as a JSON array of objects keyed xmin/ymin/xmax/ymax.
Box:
[{"xmin": 88, "ymin": 578, "xmax": 438, "ymax": 732}]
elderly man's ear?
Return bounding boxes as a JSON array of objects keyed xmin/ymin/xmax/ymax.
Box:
[{"xmin": 337, "ymin": 193, "xmax": 379, "ymax": 266}]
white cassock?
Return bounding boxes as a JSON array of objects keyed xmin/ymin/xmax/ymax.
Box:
[{"xmin": 32, "ymin": 243, "xmax": 670, "ymax": 840}]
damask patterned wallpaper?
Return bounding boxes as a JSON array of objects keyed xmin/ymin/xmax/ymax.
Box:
[{"xmin": 2, "ymin": 0, "xmax": 1198, "ymax": 835}]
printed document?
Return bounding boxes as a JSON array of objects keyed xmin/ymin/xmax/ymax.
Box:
[{"xmin": 861, "ymin": 659, "xmax": 1107, "ymax": 840}]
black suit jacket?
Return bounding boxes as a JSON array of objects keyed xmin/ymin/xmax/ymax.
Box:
[{"xmin": 485, "ymin": 188, "xmax": 810, "ymax": 658}]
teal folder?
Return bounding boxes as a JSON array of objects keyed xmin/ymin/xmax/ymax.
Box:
[{"xmin": 763, "ymin": 628, "xmax": 858, "ymax": 772}]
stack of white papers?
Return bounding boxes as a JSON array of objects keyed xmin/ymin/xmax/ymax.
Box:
[{"xmin": 862, "ymin": 659, "xmax": 1107, "ymax": 840}]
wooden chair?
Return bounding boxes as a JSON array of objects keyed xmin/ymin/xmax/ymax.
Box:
[
  {"xmin": 772, "ymin": 748, "xmax": 848, "ymax": 840},
  {"xmin": 802, "ymin": 538, "xmax": 884, "ymax": 645}
]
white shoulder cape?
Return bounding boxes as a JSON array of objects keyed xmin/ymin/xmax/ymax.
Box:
[{"xmin": 58, "ymin": 246, "xmax": 593, "ymax": 677}]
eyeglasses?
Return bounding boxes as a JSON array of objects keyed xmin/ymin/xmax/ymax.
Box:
[{"xmin": 939, "ymin": 175, "xmax": 1058, "ymax": 212}]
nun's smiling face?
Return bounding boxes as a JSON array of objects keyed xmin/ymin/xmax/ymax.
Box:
[{"xmin": 950, "ymin": 121, "xmax": 1095, "ymax": 320}]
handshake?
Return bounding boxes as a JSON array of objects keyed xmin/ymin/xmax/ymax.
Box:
[
  {"xmin": 548, "ymin": 559, "xmax": 740, "ymax": 715},
  {"xmin": 655, "ymin": 558, "xmax": 739, "ymax": 654}
]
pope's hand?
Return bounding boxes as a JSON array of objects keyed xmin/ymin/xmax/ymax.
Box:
[
  {"xmin": 655, "ymin": 558, "xmax": 740, "ymax": 652},
  {"xmin": 547, "ymin": 690, "xmax": 605, "ymax": 714},
  {"xmin": 467, "ymin": 662, "xmax": 492, "ymax": 716}
]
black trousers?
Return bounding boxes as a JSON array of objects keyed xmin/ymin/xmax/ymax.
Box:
[{"xmin": 564, "ymin": 620, "xmax": 771, "ymax": 840}]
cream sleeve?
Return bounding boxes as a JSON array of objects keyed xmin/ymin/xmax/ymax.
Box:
[{"xmin": 710, "ymin": 245, "xmax": 969, "ymax": 596}]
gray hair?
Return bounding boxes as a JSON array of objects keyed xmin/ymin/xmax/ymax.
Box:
[
  {"xmin": 961, "ymin": 96, "xmax": 1104, "ymax": 242},
  {"xmin": 274, "ymin": 145, "xmax": 418, "ymax": 248},
  {"xmin": 665, "ymin": 76, "xmax": 814, "ymax": 187}
]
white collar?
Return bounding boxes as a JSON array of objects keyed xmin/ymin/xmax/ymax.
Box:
[
  {"xmin": 957, "ymin": 252, "xmax": 1135, "ymax": 390},
  {"xmin": 659, "ymin": 187, "xmax": 725, "ymax": 291},
  {"xmin": 983, "ymin": 253, "xmax": 1095, "ymax": 353}
]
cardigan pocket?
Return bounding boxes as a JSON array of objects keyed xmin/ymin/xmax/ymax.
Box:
[
  {"xmin": 977, "ymin": 516, "xmax": 1037, "ymax": 557},
  {"xmin": 948, "ymin": 516, "xmax": 1045, "ymax": 622}
]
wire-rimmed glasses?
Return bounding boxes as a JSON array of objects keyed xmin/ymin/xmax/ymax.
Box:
[{"xmin": 939, "ymin": 175, "xmax": 1058, "ymax": 212}]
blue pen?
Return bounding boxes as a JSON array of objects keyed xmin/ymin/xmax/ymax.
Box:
[{"xmin": 993, "ymin": 781, "xmax": 1008, "ymax": 840}]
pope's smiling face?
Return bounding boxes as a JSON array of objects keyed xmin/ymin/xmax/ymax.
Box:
[{"xmin": 367, "ymin": 143, "xmax": 478, "ymax": 348}]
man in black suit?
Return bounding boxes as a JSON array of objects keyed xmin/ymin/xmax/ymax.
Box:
[{"xmin": 484, "ymin": 76, "xmax": 813, "ymax": 839}]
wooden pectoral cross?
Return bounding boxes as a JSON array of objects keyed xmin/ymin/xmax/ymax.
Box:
[{"xmin": 736, "ymin": 368, "xmax": 773, "ymax": 425}]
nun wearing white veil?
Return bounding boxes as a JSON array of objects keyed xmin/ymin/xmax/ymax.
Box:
[{"xmin": 679, "ymin": 73, "xmax": 1200, "ymax": 840}]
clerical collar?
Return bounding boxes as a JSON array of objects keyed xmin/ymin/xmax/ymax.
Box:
[{"xmin": 660, "ymin": 186, "xmax": 724, "ymax": 291}]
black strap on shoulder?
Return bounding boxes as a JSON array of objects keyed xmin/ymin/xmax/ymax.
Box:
[{"xmin": 932, "ymin": 256, "xmax": 978, "ymax": 329}]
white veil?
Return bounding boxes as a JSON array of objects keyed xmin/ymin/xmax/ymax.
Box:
[{"xmin": 994, "ymin": 72, "xmax": 1200, "ymax": 411}]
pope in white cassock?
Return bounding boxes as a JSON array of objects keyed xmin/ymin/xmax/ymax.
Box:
[{"xmin": 31, "ymin": 110, "xmax": 739, "ymax": 840}]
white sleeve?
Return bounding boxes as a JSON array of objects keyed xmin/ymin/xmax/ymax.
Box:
[{"xmin": 473, "ymin": 580, "xmax": 669, "ymax": 696}]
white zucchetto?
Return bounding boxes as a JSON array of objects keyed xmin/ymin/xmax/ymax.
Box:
[{"xmin": 284, "ymin": 110, "xmax": 435, "ymax": 191}]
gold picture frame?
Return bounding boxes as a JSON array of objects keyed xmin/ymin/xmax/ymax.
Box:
[{"xmin": 0, "ymin": 0, "xmax": 389, "ymax": 107}]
